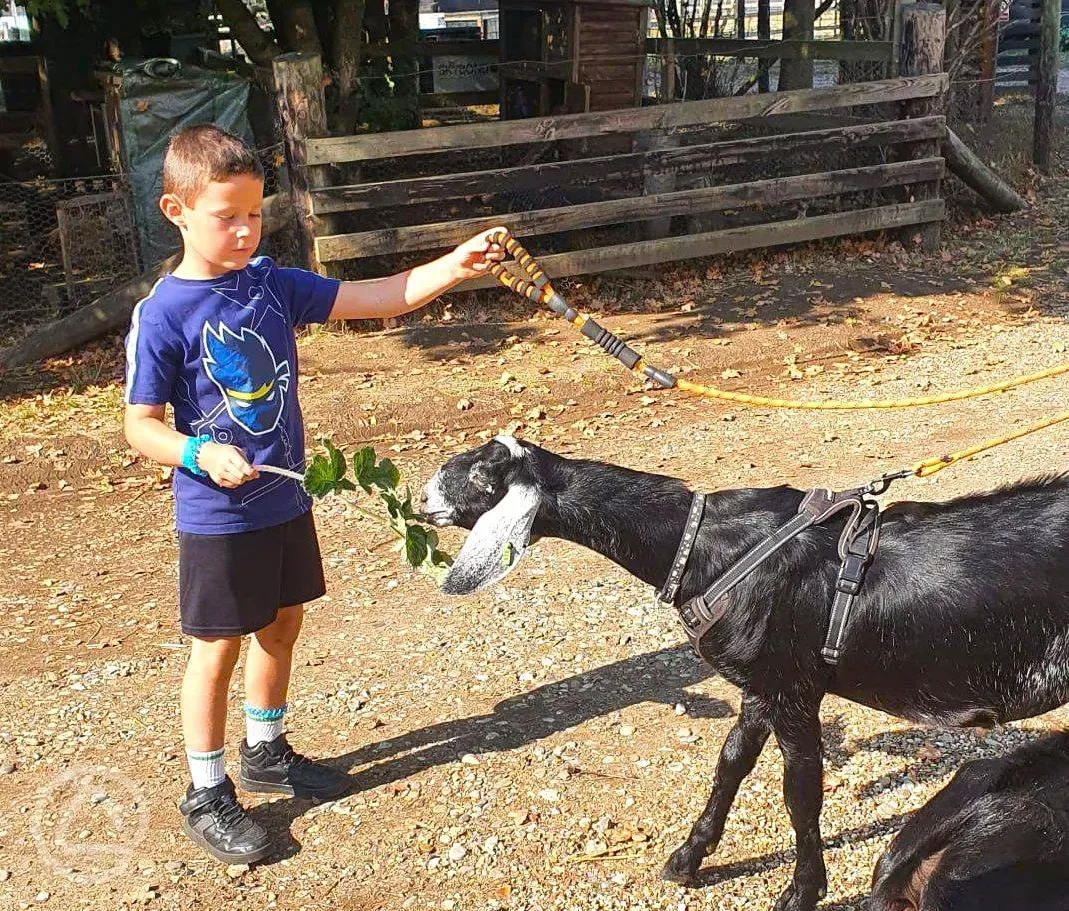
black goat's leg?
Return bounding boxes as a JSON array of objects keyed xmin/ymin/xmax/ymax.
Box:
[
  {"xmin": 662, "ymin": 693, "xmax": 772, "ymax": 886},
  {"xmin": 770, "ymin": 707, "xmax": 827, "ymax": 911}
]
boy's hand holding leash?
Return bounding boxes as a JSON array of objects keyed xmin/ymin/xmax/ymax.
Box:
[{"xmin": 444, "ymin": 228, "xmax": 507, "ymax": 282}]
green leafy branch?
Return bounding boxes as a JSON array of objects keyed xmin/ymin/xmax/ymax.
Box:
[{"xmin": 304, "ymin": 439, "xmax": 452, "ymax": 584}]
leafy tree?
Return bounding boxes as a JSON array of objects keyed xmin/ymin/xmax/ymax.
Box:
[{"xmin": 28, "ymin": 0, "xmax": 422, "ymax": 131}]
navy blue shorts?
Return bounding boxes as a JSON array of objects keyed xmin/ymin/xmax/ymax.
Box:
[{"xmin": 178, "ymin": 510, "xmax": 326, "ymax": 638}]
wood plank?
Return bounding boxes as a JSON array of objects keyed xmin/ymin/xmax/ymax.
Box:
[
  {"xmin": 0, "ymin": 55, "xmax": 40, "ymax": 74},
  {"xmin": 644, "ymin": 37, "xmax": 895, "ymax": 61},
  {"xmin": 312, "ymin": 116, "xmax": 945, "ymax": 214},
  {"xmin": 419, "ymin": 90, "xmax": 499, "ymax": 107},
  {"xmin": 458, "ymin": 201, "xmax": 946, "ymax": 288},
  {"xmin": 580, "ymin": 20, "xmax": 646, "ymax": 32},
  {"xmin": 998, "ymin": 38, "xmax": 1042, "ymax": 50},
  {"xmin": 305, "ymin": 74, "xmax": 949, "ymax": 164},
  {"xmin": 578, "ymin": 63, "xmax": 640, "ymax": 81},
  {"xmin": 363, "ymin": 39, "xmax": 500, "ymax": 57},
  {"xmin": 315, "ymin": 158, "xmax": 944, "ymax": 260}
]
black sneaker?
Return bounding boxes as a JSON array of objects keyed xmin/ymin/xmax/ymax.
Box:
[
  {"xmin": 239, "ymin": 734, "xmax": 351, "ymax": 801},
  {"xmin": 178, "ymin": 776, "xmax": 271, "ymax": 865}
]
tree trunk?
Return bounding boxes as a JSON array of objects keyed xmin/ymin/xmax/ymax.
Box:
[
  {"xmin": 333, "ymin": 0, "xmax": 367, "ymax": 132},
  {"xmin": 899, "ymin": 2, "xmax": 946, "ymax": 250},
  {"xmin": 778, "ymin": 0, "xmax": 815, "ymax": 89},
  {"xmin": 1032, "ymin": 0, "xmax": 1060, "ymax": 172},
  {"xmin": 273, "ymin": 54, "xmax": 333, "ymax": 273},
  {"xmin": 268, "ymin": 0, "xmax": 324, "ymax": 54},
  {"xmin": 757, "ymin": 0, "xmax": 771, "ymax": 90},
  {"xmin": 361, "ymin": 0, "xmax": 391, "ymax": 113},
  {"xmin": 388, "ymin": 0, "xmax": 422, "ymax": 130},
  {"xmin": 898, "ymin": 1, "xmax": 945, "ymax": 76},
  {"xmin": 944, "ymin": 128, "xmax": 1027, "ymax": 212},
  {"xmin": 216, "ymin": 0, "xmax": 282, "ymax": 66}
]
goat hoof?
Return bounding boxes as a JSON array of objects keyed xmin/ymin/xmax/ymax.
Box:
[
  {"xmin": 772, "ymin": 883, "xmax": 821, "ymax": 911},
  {"xmin": 660, "ymin": 852, "xmax": 699, "ymax": 887}
]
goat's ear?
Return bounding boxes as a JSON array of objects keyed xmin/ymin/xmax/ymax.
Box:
[
  {"xmin": 441, "ymin": 483, "xmax": 539, "ymax": 595},
  {"xmin": 468, "ymin": 439, "xmax": 517, "ymax": 493}
]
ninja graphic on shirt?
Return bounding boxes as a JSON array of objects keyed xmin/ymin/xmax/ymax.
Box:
[{"xmin": 202, "ymin": 321, "xmax": 291, "ymax": 436}]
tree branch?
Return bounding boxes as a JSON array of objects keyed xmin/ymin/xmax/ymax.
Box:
[
  {"xmin": 215, "ymin": 0, "xmax": 282, "ymax": 66},
  {"xmin": 268, "ymin": 0, "xmax": 324, "ymax": 54}
]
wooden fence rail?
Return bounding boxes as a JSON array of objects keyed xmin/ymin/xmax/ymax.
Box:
[
  {"xmin": 289, "ymin": 43, "xmax": 948, "ymax": 285},
  {"xmin": 303, "ymin": 73, "xmax": 947, "ymax": 164},
  {"xmin": 316, "ymin": 158, "xmax": 944, "ymax": 261},
  {"xmin": 311, "ymin": 116, "xmax": 945, "ymax": 214}
]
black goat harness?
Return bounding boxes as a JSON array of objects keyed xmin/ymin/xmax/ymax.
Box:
[{"xmin": 658, "ymin": 487, "xmax": 882, "ymax": 667}]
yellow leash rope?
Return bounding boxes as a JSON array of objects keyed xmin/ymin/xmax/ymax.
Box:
[
  {"xmin": 674, "ymin": 364, "xmax": 1069, "ymax": 410},
  {"xmin": 485, "ymin": 229, "xmax": 1068, "ymax": 480},
  {"xmin": 909, "ymin": 410, "xmax": 1069, "ymax": 478}
]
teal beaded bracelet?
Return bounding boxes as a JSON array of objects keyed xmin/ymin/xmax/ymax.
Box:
[{"xmin": 182, "ymin": 434, "xmax": 211, "ymax": 476}]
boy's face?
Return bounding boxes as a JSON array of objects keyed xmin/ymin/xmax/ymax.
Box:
[{"xmin": 160, "ymin": 174, "xmax": 264, "ymax": 275}]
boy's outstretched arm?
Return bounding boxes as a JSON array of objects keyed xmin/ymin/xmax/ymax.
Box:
[
  {"xmin": 124, "ymin": 404, "xmax": 258, "ymax": 489},
  {"xmin": 328, "ymin": 227, "xmax": 506, "ymax": 321}
]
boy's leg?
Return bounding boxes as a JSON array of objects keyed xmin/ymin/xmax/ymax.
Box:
[
  {"xmin": 178, "ymin": 634, "xmax": 271, "ymax": 865},
  {"xmin": 183, "ymin": 635, "xmax": 241, "ymax": 787},
  {"xmin": 240, "ymin": 604, "xmax": 350, "ymax": 800},
  {"xmin": 243, "ymin": 602, "xmax": 303, "ymax": 737}
]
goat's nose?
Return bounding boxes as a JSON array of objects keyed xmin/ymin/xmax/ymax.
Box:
[{"xmin": 419, "ymin": 487, "xmax": 428, "ymax": 505}]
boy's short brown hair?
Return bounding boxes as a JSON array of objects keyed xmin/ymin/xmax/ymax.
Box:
[{"xmin": 162, "ymin": 124, "xmax": 264, "ymax": 203}]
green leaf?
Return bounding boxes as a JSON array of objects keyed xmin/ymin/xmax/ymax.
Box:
[
  {"xmin": 352, "ymin": 447, "xmax": 375, "ymax": 491},
  {"xmin": 304, "ymin": 453, "xmax": 338, "ymax": 498},
  {"xmin": 367, "ymin": 457, "xmax": 401, "ymax": 491},
  {"xmin": 324, "ymin": 439, "xmax": 347, "ymax": 483},
  {"xmin": 405, "ymin": 526, "xmax": 429, "ymax": 568}
]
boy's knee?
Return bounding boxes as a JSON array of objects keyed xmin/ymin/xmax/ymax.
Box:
[
  {"xmin": 256, "ymin": 605, "xmax": 303, "ymax": 651},
  {"xmin": 189, "ymin": 636, "xmax": 242, "ymax": 674}
]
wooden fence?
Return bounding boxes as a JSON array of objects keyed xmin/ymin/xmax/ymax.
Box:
[{"xmin": 298, "ymin": 72, "xmax": 947, "ymax": 282}]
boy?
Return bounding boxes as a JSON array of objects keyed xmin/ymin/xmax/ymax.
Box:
[{"xmin": 124, "ymin": 124, "xmax": 504, "ymax": 864}]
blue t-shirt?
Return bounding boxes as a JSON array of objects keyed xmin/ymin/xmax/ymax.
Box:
[{"xmin": 124, "ymin": 256, "xmax": 340, "ymax": 534}]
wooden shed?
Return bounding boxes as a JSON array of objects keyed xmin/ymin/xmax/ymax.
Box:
[{"xmin": 497, "ymin": 0, "xmax": 650, "ymax": 118}]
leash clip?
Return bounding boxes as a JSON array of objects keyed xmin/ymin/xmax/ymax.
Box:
[{"xmin": 865, "ymin": 468, "xmax": 913, "ymax": 497}]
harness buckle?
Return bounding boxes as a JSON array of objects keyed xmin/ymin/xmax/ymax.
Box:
[{"xmin": 836, "ymin": 553, "xmax": 868, "ymax": 594}]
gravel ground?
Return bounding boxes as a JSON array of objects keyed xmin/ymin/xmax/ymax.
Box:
[{"xmin": 0, "ymin": 111, "xmax": 1067, "ymax": 911}]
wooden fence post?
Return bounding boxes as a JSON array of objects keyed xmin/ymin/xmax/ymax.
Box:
[
  {"xmin": 272, "ymin": 52, "xmax": 334, "ymax": 275},
  {"xmin": 661, "ymin": 37, "xmax": 676, "ymax": 102},
  {"xmin": 898, "ymin": 2, "xmax": 946, "ymax": 251},
  {"xmin": 640, "ymin": 129, "xmax": 679, "ymax": 239},
  {"xmin": 757, "ymin": 0, "xmax": 771, "ymax": 91},
  {"xmin": 1032, "ymin": 0, "xmax": 1060, "ymax": 172}
]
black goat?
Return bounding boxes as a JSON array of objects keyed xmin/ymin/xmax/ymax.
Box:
[
  {"xmin": 870, "ymin": 732, "xmax": 1069, "ymax": 911},
  {"xmin": 421, "ymin": 436, "xmax": 1069, "ymax": 911}
]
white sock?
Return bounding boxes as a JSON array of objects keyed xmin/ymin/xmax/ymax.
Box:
[
  {"xmin": 244, "ymin": 702, "xmax": 286, "ymax": 747},
  {"xmin": 187, "ymin": 747, "xmax": 226, "ymax": 790}
]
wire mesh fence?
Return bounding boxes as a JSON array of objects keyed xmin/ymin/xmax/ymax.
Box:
[
  {"xmin": 0, "ymin": 140, "xmax": 295, "ymax": 349},
  {"xmin": 0, "ymin": 173, "xmax": 140, "ymax": 346}
]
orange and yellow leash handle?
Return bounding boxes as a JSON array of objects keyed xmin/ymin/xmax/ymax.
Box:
[
  {"xmin": 486, "ymin": 228, "xmax": 1069, "ymax": 486},
  {"xmin": 486, "ymin": 229, "xmax": 1069, "ymax": 411},
  {"xmin": 487, "ymin": 229, "xmax": 677, "ymax": 389}
]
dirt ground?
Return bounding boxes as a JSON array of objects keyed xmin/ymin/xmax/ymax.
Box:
[{"xmin": 0, "ymin": 103, "xmax": 1068, "ymax": 911}]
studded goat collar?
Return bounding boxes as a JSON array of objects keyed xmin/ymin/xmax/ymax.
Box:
[{"xmin": 657, "ymin": 491, "xmax": 706, "ymax": 605}]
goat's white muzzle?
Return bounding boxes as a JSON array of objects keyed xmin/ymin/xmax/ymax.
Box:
[{"xmin": 420, "ymin": 471, "xmax": 456, "ymax": 527}]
